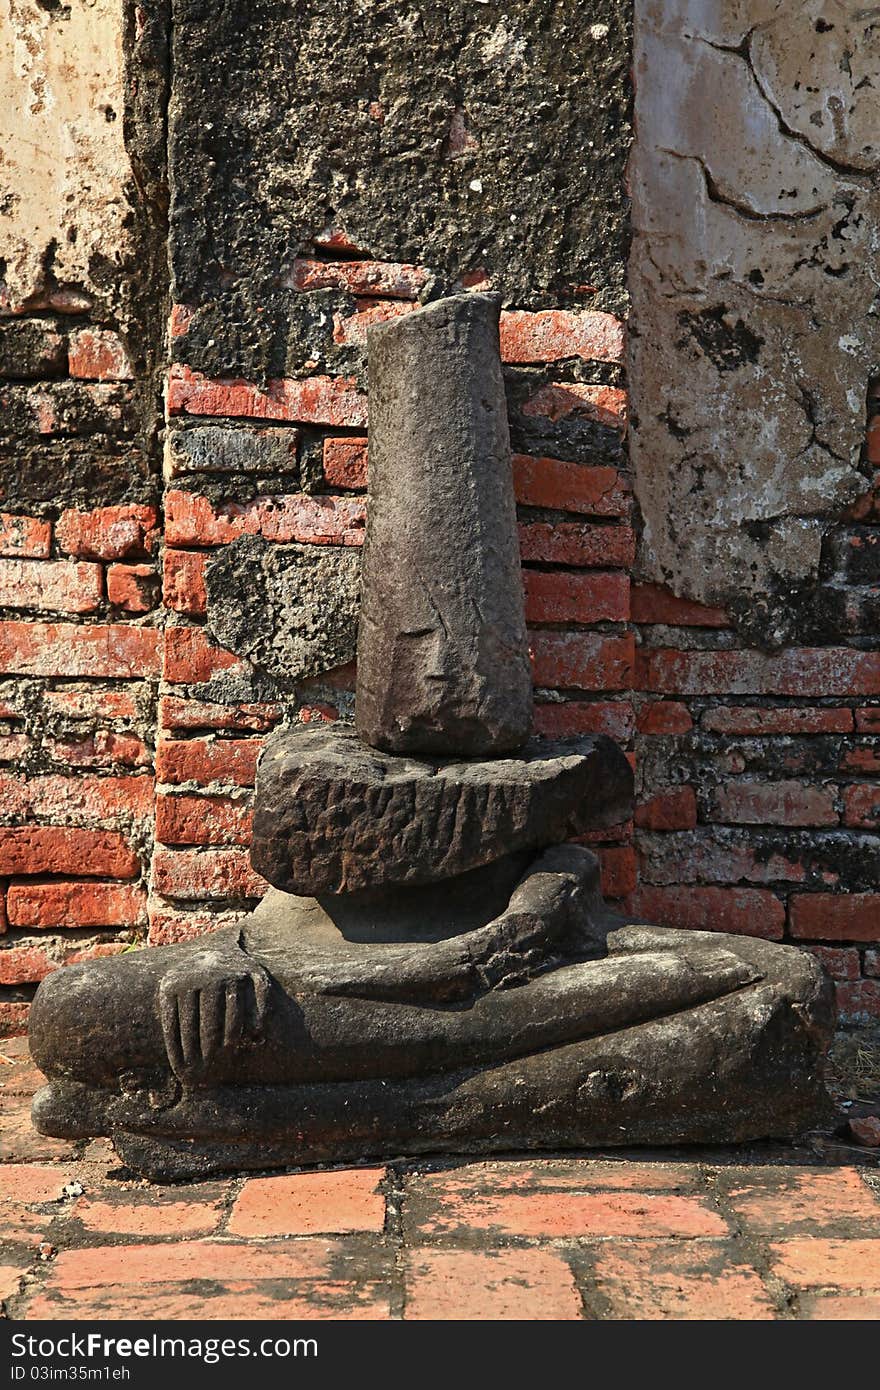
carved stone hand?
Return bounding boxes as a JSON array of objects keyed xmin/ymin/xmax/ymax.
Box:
[{"xmin": 157, "ymin": 937, "xmax": 271, "ymax": 1082}]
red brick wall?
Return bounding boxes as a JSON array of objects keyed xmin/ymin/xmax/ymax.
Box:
[{"xmin": 1, "ymin": 255, "xmax": 877, "ymax": 1032}]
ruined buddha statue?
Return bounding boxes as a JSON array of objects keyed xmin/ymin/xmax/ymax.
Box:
[{"xmin": 28, "ymin": 293, "xmax": 833, "ymax": 1179}]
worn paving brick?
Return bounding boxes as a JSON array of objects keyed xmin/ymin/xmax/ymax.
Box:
[
  {"xmin": 586, "ymin": 1239, "xmax": 776, "ymax": 1320},
  {"xmin": 720, "ymin": 1166, "xmax": 880, "ymax": 1236},
  {"xmin": 71, "ymin": 1190, "xmax": 228, "ymax": 1239},
  {"xmin": 26, "ymin": 1239, "xmax": 393, "ymax": 1321},
  {"xmin": 0, "ymin": 1164, "xmax": 69, "ymax": 1204},
  {"xmin": 404, "ymin": 1247, "xmax": 582, "ymax": 1320},
  {"xmin": 0, "ymin": 1262, "xmax": 29, "ymax": 1303},
  {"xmin": 797, "ymin": 1293, "xmax": 880, "ymax": 1319},
  {"xmin": 228, "ymin": 1169, "xmax": 387, "ymax": 1237},
  {"xmin": 405, "ymin": 1178, "xmax": 727, "ymax": 1241},
  {"xmin": 769, "ymin": 1239, "xmax": 880, "ymax": 1290},
  {"xmin": 23, "ymin": 1281, "xmax": 390, "ymax": 1321},
  {"xmin": 45, "ymin": 1238, "xmax": 381, "ymax": 1286},
  {"xmin": 0, "ymin": 1096, "xmax": 76, "ymax": 1163},
  {"xmin": 411, "ymin": 1159, "xmax": 702, "ymax": 1195}
]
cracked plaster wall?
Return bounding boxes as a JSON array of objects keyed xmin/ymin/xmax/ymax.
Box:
[
  {"xmin": 630, "ymin": 0, "xmax": 880, "ymax": 642},
  {"xmin": 0, "ymin": 0, "xmax": 134, "ymax": 313}
]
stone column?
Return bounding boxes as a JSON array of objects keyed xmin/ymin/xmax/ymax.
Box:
[{"xmin": 356, "ymin": 292, "xmax": 533, "ymax": 756}]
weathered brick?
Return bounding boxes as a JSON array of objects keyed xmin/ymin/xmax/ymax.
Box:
[
  {"xmin": 533, "ymin": 700, "xmax": 634, "ymax": 741},
  {"xmin": 624, "ymin": 886, "xmax": 785, "ymax": 939},
  {"xmin": 289, "ymin": 257, "xmax": 428, "ymax": 298},
  {"xmin": 405, "ymin": 1248, "xmax": 582, "ymax": 1321},
  {"xmin": 0, "ymin": 320, "xmax": 67, "ymax": 378},
  {"xmin": 0, "ymin": 1001, "xmax": 30, "ymax": 1037},
  {"xmin": 599, "ymin": 846, "xmax": 638, "ymax": 898},
  {"xmin": 333, "ymin": 301, "xmax": 415, "ymax": 346},
  {"xmin": 631, "ymin": 583, "xmax": 728, "ymax": 628},
  {"xmin": 106, "ymin": 563, "xmax": 158, "ymax": 613},
  {"xmin": 312, "ymin": 227, "xmax": 369, "ymax": 254},
  {"xmin": 499, "ymin": 309, "xmax": 624, "ymax": 364},
  {"xmin": 799, "ymin": 1294, "xmax": 880, "ymax": 1319},
  {"xmin": 635, "ymin": 787, "xmax": 697, "ymax": 831},
  {"xmin": 168, "ymin": 304, "xmax": 195, "ymax": 338},
  {"xmin": 163, "ymin": 549, "xmax": 207, "ymax": 615},
  {"xmin": 638, "ymin": 832, "xmax": 806, "ymax": 887},
  {"xmin": 577, "ymin": 820, "xmax": 634, "ymax": 845},
  {"xmin": 519, "ymin": 522, "xmax": 635, "ymax": 568},
  {"xmin": 156, "ymin": 737, "xmax": 262, "ymax": 788},
  {"xmin": 72, "ymin": 1193, "xmax": 225, "ymax": 1239},
  {"xmin": 0, "ymin": 945, "xmax": 54, "ymax": 985},
  {"xmin": 56, "ymin": 505, "xmax": 157, "ymax": 561},
  {"xmin": 512, "ymin": 454, "xmax": 630, "ymax": 517},
  {"xmin": 405, "ymin": 1179, "xmax": 726, "ymax": 1239},
  {"xmin": 0, "ymin": 827, "xmax": 138, "ymax": 877},
  {"xmin": 835, "ymin": 979, "xmax": 880, "ymax": 1022},
  {"xmin": 840, "ymin": 743, "xmax": 880, "ymax": 774},
  {"xmin": 0, "ymin": 1164, "xmax": 69, "ymax": 1203},
  {"xmin": 322, "ymin": 437, "xmax": 368, "ymax": 490},
  {"xmin": 41, "ymin": 730, "xmax": 150, "ymax": 769},
  {"xmin": 769, "ymin": 1239, "xmax": 880, "ymax": 1290},
  {"xmin": 722, "ymin": 1167, "xmax": 880, "ymax": 1236},
  {"xmin": 856, "ymin": 707, "xmax": 880, "ymax": 733},
  {"xmin": 155, "ymin": 793, "xmax": 252, "ymax": 846},
  {"xmin": 523, "ymin": 570, "xmax": 629, "ymax": 624},
  {"xmin": 522, "ymin": 382, "xmax": 627, "ymax": 429},
  {"xmin": 789, "ymin": 893, "xmax": 880, "ymax": 942},
  {"xmin": 0, "ymin": 558, "xmax": 102, "ymax": 614},
  {"xmin": 0, "ymin": 622, "xmax": 160, "ymax": 679},
  {"xmin": 712, "ymin": 780, "xmax": 839, "ymax": 828},
  {"xmin": 42, "ymin": 688, "xmax": 140, "ymax": 720},
  {"xmin": 167, "ymin": 365, "xmax": 368, "ymax": 427},
  {"xmin": 158, "ymin": 696, "xmax": 281, "ymax": 732},
  {"xmin": 638, "ymin": 648, "xmax": 880, "ymax": 697},
  {"xmin": 0, "ymin": 773, "xmax": 154, "ymax": 824},
  {"xmin": 151, "ymin": 847, "xmax": 267, "ymax": 901},
  {"xmin": 843, "ymin": 784, "xmax": 880, "ymax": 828},
  {"xmin": 810, "ymin": 947, "xmax": 861, "ymax": 981},
  {"xmin": 0, "ymin": 733, "xmax": 31, "ymax": 762},
  {"xmin": 41, "ymin": 1238, "xmax": 370, "ymax": 1288},
  {"xmin": 702, "ymin": 706, "xmax": 854, "ymax": 736},
  {"xmin": 530, "ymin": 632, "xmax": 634, "ymax": 691},
  {"xmin": 68, "ymin": 328, "xmax": 133, "ymax": 381},
  {"xmin": 162, "ymin": 627, "xmax": 245, "ymax": 684},
  {"xmin": 637, "ymin": 701, "xmax": 693, "ymax": 735},
  {"xmin": 165, "ymin": 489, "xmax": 366, "ymax": 547},
  {"xmin": 7, "ymin": 881, "xmax": 146, "ymax": 929},
  {"xmin": 824, "ymin": 527, "xmax": 880, "ymax": 584},
  {"xmin": 846, "ymin": 470, "xmax": 880, "ymax": 521},
  {"xmin": 866, "ymin": 949, "xmax": 879, "ymax": 977},
  {"xmin": 0, "ymin": 513, "xmax": 51, "ymax": 558},
  {"xmin": 167, "ymin": 423, "xmax": 300, "ymax": 477},
  {"xmin": 147, "ymin": 908, "xmax": 240, "ymax": 945},
  {"xmin": 4, "ymin": 380, "xmax": 132, "ymax": 437},
  {"xmin": 296, "ymin": 703, "xmax": 340, "ymax": 724},
  {"xmin": 590, "ymin": 1240, "xmax": 775, "ymax": 1321},
  {"xmin": 229, "ymin": 1170, "xmax": 386, "ymax": 1237},
  {"xmin": 867, "ymin": 417, "xmax": 880, "ymax": 463}
]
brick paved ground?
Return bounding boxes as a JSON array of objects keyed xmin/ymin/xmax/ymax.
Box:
[{"xmin": 1, "ymin": 1036, "xmax": 878, "ymax": 1321}]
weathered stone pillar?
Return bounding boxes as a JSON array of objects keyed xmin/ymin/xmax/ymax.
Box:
[{"xmin": 355, "ymin": 292, "xmax": 532, "ymax": 757}]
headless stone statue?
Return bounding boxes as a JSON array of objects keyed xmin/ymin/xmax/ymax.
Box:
[{"xmin": 28, "ymin": 293, "xmax": 833, "ymax": 1180}]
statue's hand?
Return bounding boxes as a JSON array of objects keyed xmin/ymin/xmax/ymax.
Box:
[{"xmin": 158, "ymin": 943, "xmax": 271, "ymax": 1081}]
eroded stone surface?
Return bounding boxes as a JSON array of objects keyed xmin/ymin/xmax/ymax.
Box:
[
  {"xmin": 251, "ymin": 723, "xmax": 633, "ymax": 894},
  {"xmin": 205, "ymin": 535, "xmax": 359, "ymax": 684},
  {"xmin": 356, "ymin": 293, "xmax": 532, "ymax": 755},
  {"xmin": 0, "ymin": 0, "xmax": 134, "ymax": 312},
  {"xmin": 630, "ymin": 1, "xmax": 880, "ymax": 638}
]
